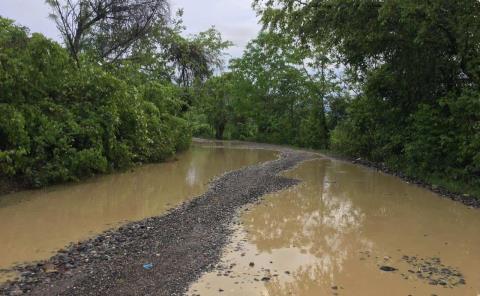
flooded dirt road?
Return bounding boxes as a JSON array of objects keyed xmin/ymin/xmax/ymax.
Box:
[
  {"xmin": 0, "ymin": 144, "xmax": 313, "ymax": 295},
  {"xmin": 0, "ymin": 146, "xmax": 276, "ymax": 282},
  {"xmin": 0, "ymin": 141, "xmax": 479, "ymax": 296},
  {"xmin": 189, "ymin": 157, "xmax": 480, "ymax": 296}
]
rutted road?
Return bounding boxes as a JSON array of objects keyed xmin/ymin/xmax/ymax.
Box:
[{"xmin": 1, "ymin": 147, "xmax": 315, "ymax": 296}]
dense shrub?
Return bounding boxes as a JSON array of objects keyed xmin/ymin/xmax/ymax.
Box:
[
  {"xmin": 331, "ymin": 89, "xmax": 480, "ymax": 193},
  {"xmin": 0, "ymin": 18, "xmax": 191, "ymax": 187},
  {"xmin": 404, "ymin": 90, "xmax": 480, "ymax": 187}
]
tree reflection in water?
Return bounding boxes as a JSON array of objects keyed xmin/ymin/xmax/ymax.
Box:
[
  {"xmin": 189, "ymin": 157, "xmax": 480, "ymax": 296},
  {"xmin": 242, "ymin": 159, "xmax": 368, "ymax": 294}
]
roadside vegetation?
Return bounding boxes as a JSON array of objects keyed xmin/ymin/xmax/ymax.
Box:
[
  {"xmin": 189, "ymin": 0, "xmax": 480, "ymax": 199},
  {"xmin": 0, "ymin": 0, "xmax": 230, "ymax": 189}
]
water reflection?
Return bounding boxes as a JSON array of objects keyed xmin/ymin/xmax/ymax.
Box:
[
  {"xmin": 242, "ymin": 159, "xmax": 368, "ymax": 292},
  {"xmin": 190, "ymin": 158, "xmax": 480, "ymax": 296},
  {"xmin": 0, "ymin": 146, "xmax": 276, "ymax": 275}
]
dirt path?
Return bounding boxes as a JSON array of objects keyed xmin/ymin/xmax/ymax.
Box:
[{"xmin": 0, "ymin": 148, "xmax": 316, "ymax": 296}]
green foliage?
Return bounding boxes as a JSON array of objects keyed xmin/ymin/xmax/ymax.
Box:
[
  {"xmin": 405, "ymin": 90, "xmax": 480, "ymax": 186},
  {"xmin": 166, "ymin": 27, "xmax": 233, "ymax": 87},
  {"xmin": 0, "ymin": 17, "xmax": 191, "ymax": 187},
  {"xmin": 255, "ymin": 0, "xmax": 480, "ymax": 196},
  {"xmin": 194, "ymin": 75, "xmax": 234, "ymax": 139},
  {"xmin": 0, "ymin": 104, "xmax": 29, "ymax": 177},
  {"xmin": 298, "ymin": 101, "xmax": 329, "ymax": 149},
  {"xmin": 191, "ymin": 32, "xmax": 338, "ymax": 147},
  {"xmin": 330, "ymin": 96, "xmax": 403, "ymax": 161}
]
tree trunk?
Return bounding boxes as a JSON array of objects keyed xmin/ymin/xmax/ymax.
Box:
[{"xmin": 215, "ymin": 122, "xmax": 225, "ymax": 140}]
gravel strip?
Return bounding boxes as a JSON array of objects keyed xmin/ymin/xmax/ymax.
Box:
[{"xmin": 0, "ymin": 149, "xmax": 316, "ymax": 296}]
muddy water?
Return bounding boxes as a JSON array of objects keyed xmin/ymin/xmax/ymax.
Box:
[
  {"xmin": 0, "ymin": 146, "xmax": 276, "ymax": 280},
  {"xmin": 189, "ymin": 158, "xmax": 480, "ymax": 296}
]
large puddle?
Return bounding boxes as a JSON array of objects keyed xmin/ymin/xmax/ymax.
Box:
[
  {"xmin": 189, "ymin": 158, "xmax": 480, "ymax": 296},
  {"xmin": 0, "ymin": 146, "xmax": 276, "ymax": 281}
]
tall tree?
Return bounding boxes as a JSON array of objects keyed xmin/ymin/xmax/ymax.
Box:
[
  {"xmin": 165, "ymin": 27, "xmax": 233, "ymax": 87},
  {"xmin": 101, "ymin": 11, "xmax": 232, "ymax": 89},
  {"xmin": 46, "ymin": 0, "xmax": 170, "ymax": 63},
  {"xmin": 254, "ymin": 0, "xmax": 480, "ymax": 100}
]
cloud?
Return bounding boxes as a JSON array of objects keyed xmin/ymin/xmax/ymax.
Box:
[{"xmin": 171, "ymin": 0, "xmax": 261, "ymax": 58}]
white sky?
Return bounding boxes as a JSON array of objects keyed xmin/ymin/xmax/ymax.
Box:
[{"xmin": 0, "ymin": 0, "xmax": 261, "ymax": 59}]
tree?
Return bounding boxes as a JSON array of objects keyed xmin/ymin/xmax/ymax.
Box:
[
  {"xmin": 222, "ymin": 31, "xmax": 337, "ymax": 147},
  {"xmin": 255, "ymin": 0, "xmax": 480, "ymax": 196},
  {"xmin": 165, "ymin": 27, "xmax": 233, "ymax": 88},
  {"xmin": 0, "ymin": 16, "xmax": 191, "ymax": 187},
  {"xmin": 46, "ymin": 0, "xmax": 170, "ymax": 63},
  {"xmin": 199, "ymin": 74, "xmax": 234, "ymax": 139},
  {"xmin": 97, "ymin": 11, "xmax": 232, "ymax": 91},
  {"xmin": 254, "ymin": 0, "xmax": 480, "ymax": 103}
]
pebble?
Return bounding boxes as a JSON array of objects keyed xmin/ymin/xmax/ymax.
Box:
[{"xmin": 0, "ymin": 150, "xmax": 315, "ymax": 296}]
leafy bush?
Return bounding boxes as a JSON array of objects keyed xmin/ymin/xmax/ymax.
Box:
[
  {"xmin": 405, "ymin": 90, "xmax": 480, "ymax": 186},
  {"xmin": 0, "ymin": 17, "xmax": 191, "ymax": 188},
  {"xmin": 330, "ymin": 89, "xmax": 480, "ymax": 194}
]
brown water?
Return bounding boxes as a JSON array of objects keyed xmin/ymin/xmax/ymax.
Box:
[
  {"xmin": 0, "ymin": 146, "xmax": 276, "ymax": 281},
  {"xmin": 189, "ymin": 158, "xmax": 480, "ymax": 296}
]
